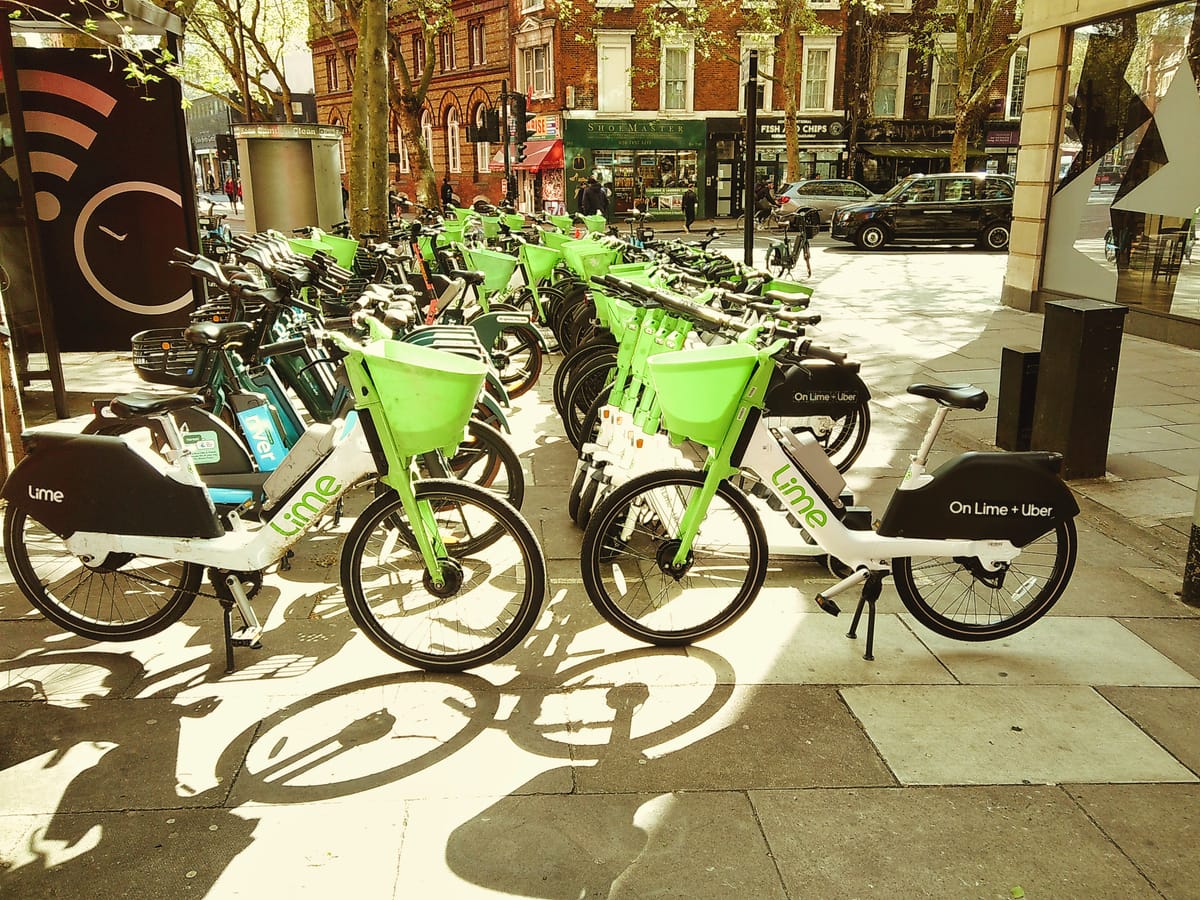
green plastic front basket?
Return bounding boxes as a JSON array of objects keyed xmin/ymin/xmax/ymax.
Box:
[
  {"xmin": 648, "ymin": 343, "xmax": 759, "ymax": 447},
  {"xmin": 436, "ymin": 222, "xmax": 465, "ymax": 246},
  {"xmin": 540, "ymin": 230, "xmax": 573, "ymax": 251},
  {"xmin": 561, "ymin": 239, "xmax": 619, "ymax": 280},
  {"xmin": 763, "ymin": 279, "xmax": 814, "ymax": 304},
  {"xmin": 317, "ymin": 234, "xmax": 358, "ymax": 269},
  {"xmin": 503, "ymin": 213, "xmax": 527, "ymax": 231},
  {"xmin": 353, "ymin": 340, "xmax": 486, "ymax": 457},
  {"xmin": 547, "ymin": 214, "xmax": 574, "ymax": 232},
  {"xmin": 583, "ymin": 214, "xmax": 608, "ymax": 233},
  {"xmin": 480, "ymin": 215, "xmax": 502, "ymax": 239},
  {"xmin": 463, "ymin": 247, "xmax": 519, "ymax": 294},
  {"xmin": 519, "ymin": 242, "xmax": 562, "ymax": 283}
]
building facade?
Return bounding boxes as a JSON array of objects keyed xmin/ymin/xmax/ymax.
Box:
[
  {"xmin": 310, "ymin": 0, "xmax": 1027, "ymax": 222},
  {"xmin": 1004, "ymin": 0, "xmax": 1200, "ymax": 347}
]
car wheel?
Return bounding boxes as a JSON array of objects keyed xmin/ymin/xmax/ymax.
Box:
[
  {"xmin": 980, "ymin": 223, "xmax": 1010, "ymax": 251},
  {"xmin": 855, "ymin": 223, "xmax": 886, "ymax": 250}
]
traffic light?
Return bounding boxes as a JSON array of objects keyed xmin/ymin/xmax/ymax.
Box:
[{"xmin": 510, "ymin": 92, "xmax": 528, "ymax": 161}]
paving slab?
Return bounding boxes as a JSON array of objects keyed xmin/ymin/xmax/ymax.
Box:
[
  {"xmin": 1067, "ymin": 783, "xmax": 1200, "ymax": 899},
  {"xmin": 840, "ymin": 684, "xmax": 1199, "ymax": 785},
  {"xmin": 751, "ymin": 786, "xmax": 1160, "ymax": 898},
  {"xmin": 686, "ymin": 610, "xmax": 956, "ymax": 686},
  {"xmin": 1098, "ymin": 687, "xmax": 1200, "ymax": 775},
  {"xmin": 1116, "ymin": 616, "xmax": 1200, "ymax": 677},
  {"xmin": 402, "ymin": 791, "xmax": 788, "ymax": 899},
  {"xmin": 0, "ymin": 695, "xmax": 256, "ymax": 815},
  {"xmin": 0, "ymin": 807, "xmax": 258, "ymax": 899},
  {"xmin": 1073, "ymin": 475, "xmax": 1197, "ymax": 520},
  {"xmin": 908, "ymin": 616, "xmax": 1200, "ymax": 686},
  {"xmin": 568, "ymin": 684, "xmax": 894, "ymax": 792}
]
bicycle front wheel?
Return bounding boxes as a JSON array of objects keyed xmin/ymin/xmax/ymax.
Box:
[
  {"xmin": 448, "ymin": 419, "xmax": 526, "ymax": 509},
  {"xmin": 892, "ymin": 519, "xmax": 1077, "ymax": 641},
  {"xmin": 341, "ymin": 479, "xmax": 546, "ymax": 671},
  {"xmin": 580, "ymin": 469, "xmax": 768, "ymax": 645},
  {"xmin": 3, "ymin": 505, "xmax": 200, "ymax": 641}
]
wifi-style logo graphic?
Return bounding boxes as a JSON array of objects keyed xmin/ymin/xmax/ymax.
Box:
[{"xmin": 6, "ymin": 69, "xmax": 117, "ymax": 222}]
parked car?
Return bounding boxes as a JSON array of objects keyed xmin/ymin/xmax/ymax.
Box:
[
  {"xmin": 777, "ymin": 178, "xmax": 876, "ymax": 224},
  {"xmin": 829, "ymin": 173, "xmax": 1015, "ymax": 250}
]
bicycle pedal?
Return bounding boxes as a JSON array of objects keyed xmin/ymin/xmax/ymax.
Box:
[
  {"xmin": 814, "ymin": 593, "xmax": 841, "ymax": 616},
  {"xmin": 230, "ymin": 625, "xmax": 263, "ymax": 649}
]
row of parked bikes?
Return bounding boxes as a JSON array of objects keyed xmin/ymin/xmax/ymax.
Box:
[{"xmin": 2, "ymin": 201, "xmax": 1083, "ymax": 677}]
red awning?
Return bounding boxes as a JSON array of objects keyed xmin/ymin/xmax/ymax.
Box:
[
  {"xmin": 488, "ymin": 140, "xmax": 563, "ymax": 173},
  {"xmin": 514, "ymin": 139, "xmax": 563, "ymax": 172}
]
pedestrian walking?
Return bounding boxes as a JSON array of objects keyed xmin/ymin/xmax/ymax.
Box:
[
  {"xmin": 441, "ymin": 175, "xmax": 456, "ymax": 208},
  {"xmin": 682, "ymin": 184, "xmax": 697, "ymax": 232},
  {"xmin": 224, "ymin": 176, "xmax": 238, "ymax": 212},
  {"xmin": 580, "ymin": 178, "xmax": 607, "ymax": 217}
]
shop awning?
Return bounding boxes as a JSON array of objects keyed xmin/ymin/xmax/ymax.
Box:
[
  {"xmin": 488, "ymin": 140, "xmax": 563, "ymax": 173},
  {"xmin": 860, "ymin": 142, "xmax": 986, "ymax": 158},
  {"xmin": 514, "ymin": 139, "xmax": 563, "ymax": 171}
]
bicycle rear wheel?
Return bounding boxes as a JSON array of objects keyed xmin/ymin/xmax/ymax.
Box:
[
  {"xmin": 580, "ymin": 468, "xmax": 768, "ymax": 645},
  {"xmin": 341, "ymin": 479, "xmax": 545, "ymax": 671},
  {"xmin": 893, "ymin": 519, "xmax": 1077, "ymax": 641},
  {"xmin": 449, "ymin": 419, "xmax": 526, "ymax": 509},
  {"xmin": 3, "ymin": 505, "xmax": 200, "ymax": 641}
]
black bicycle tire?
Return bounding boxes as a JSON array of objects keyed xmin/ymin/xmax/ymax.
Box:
[
  {"xmin": 341, "ymin": 479, "xmax": 546, "ymax": 671},
  {"xmin": 562, "ymin": 357, "xmax": 616, "ymax": 449},
  {"xmin": 553, "ymin": 342, "xmax": 616, "ymax": 417},
  {"xmin": 892, "ymin": 518, "xmax": 1077, "ymax": 641},
  {"xmin": 4, "ymin": 504, "xmax": 201, "ymax": 642},
  {"xmin": 448, "ymin": 419, "xmax": 526, "ymax": 509},
  {"xmin": 580, "ymin": 468, "xmax": 768, "ymax": 646}
]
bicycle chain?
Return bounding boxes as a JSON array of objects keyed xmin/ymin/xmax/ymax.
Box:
[{"xmin": 103, "ymin": 563, "xmax": 261, "ymax": 602}]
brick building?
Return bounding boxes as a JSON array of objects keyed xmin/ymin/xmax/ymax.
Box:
[{"xmin": 310, "ymin": 0, "xmax": 1026, "ymax": 221}]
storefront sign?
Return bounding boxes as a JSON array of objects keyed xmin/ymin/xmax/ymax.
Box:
[
  {"xmin": 566, "ymin": 118, "xmax": 705, "ymax": 149},
  {"xmin": 986, "ymin": 128, "xmax": 1020, "ymax": 146},
  {"xmin": 758, "ymin": 116, "xmax": 847, "ymax": 143},
  {"xmin": 234, "ymin": 123, "xmax": 344, "ymax": 141}
]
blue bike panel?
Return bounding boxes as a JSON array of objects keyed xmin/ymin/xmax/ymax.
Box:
[{"xmin": 236, "ymin": 405, "xmax": 286, "ymax": 472}]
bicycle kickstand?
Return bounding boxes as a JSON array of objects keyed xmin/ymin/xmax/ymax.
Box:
[
  {"xmin": 211, "ymin": 570, "xmax": 264, "ymax": 674},
  {"xmin": 846, "ymin": 572, "xmax": 884, "ymax": 661}
]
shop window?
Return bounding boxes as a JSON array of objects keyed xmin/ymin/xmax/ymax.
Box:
[
  {"xmin": 661, "ymin": 42, "xmax": 693, "ymax": 112},
  {"xmin": 1006, "ymin": 47, "xmax": 1028, "ymax": 120},
  {"xmin": 1046, "ymin": 0, "xmax": 1200, "ymax": 323},
  {"xmin": 597, "ymin": 33, "xmax": 633, "ymax": 113}
]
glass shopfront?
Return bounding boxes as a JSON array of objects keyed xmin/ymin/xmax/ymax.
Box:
[
  {"xmin": 564, "ymin": 119, "xmax": 706, "ymax": 216},
  {"xmin": 1045, "ymin": 1, "xmax": 1200, "ymax": 321}
]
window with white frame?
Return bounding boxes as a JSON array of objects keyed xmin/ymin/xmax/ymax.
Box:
[
  {"xmin": 411, "ymin": 34, "xmax": 427, "ymax": 74},
  {"xmin": 521, "ymin": 45, "xmax": 550, "ymax": 97},
  {"xmin": 661, "ymin": 41, "xmax": 693, "ymax": 112},
  {"xmin": 468, "ymin": 19, "xmax": 485, "ymax": 67},
  {"xmin": 447, "ymin": 108, "xmax": 461, "ymax": 173},
  {"xmin": 421, "ymin": 110, "xmax": 434, "ymax": 167},
  {"xmin": 931, "ymin": 36, "xmax": 958, "ymax": 118},
  {"xmin": 516, "ymin": 20, "xmax": 554, "ymax": 99},
  {"xmin": 882, "ymin": 0, "xmax": 911, "ymax": 9},
  {"xmin": 323, "ymin": 0, "xmax": 337, "ymax": 20},
  {"xmin": 738, "ymin": 35, "xmax": 775, "ymax": 111},
  {"xmin": 597, "ymin": 32, "xmax": 633, "ymax": 113},
  {"xmin": 325, "ymin": 56, "xmax": 339, "ymax": 92},
  {"xmin": 474, "ymin": 105, "xmax": 491, "ymax": 174},
  {"xmin": 802, "ymin": 37, "xmax": 836, "ymax": 111},
  {"xmin": 521, "ymin": 0, "xmax": 544, "ymax": 13},
  {"xmin": 596, "ymin": 0, "xmax": 632, "ymax": 6},
  {"xmin": 872, "ymin": 37, "xmax": 907, "ymax": 117},
  {"xmin": 396, "ymin": 123, "xmax": 410, "ymax": 173},
  {"xmin": 439, "ymin": 30, "xmax": 456, "ymax": 71},
  {"xmin": 808, "ymin": 0, "xmax": 838, "ymax": 7},
  {"xmin": 1006, "ymin": 47, "xmax": 1028, "ymax": 120}
]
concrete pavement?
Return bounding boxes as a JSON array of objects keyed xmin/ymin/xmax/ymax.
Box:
[{"xmin": 2, "ymin": 239, "xmax": 1199, "ymax": 898}]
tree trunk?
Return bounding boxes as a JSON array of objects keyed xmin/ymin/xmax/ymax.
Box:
[
  {"xmin": 782, "ymin": 20, "xmax": 800, "ymax": 183},
  {"xmin": 950, "ymin": 105, "xmax": 970, "ymax": 172},
  {"xmin": 349, "ymin": 0, "xmax": 388, "ymax": 235}
]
